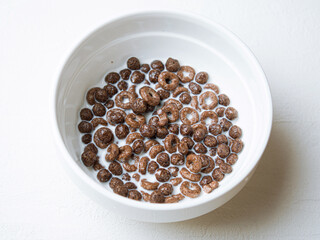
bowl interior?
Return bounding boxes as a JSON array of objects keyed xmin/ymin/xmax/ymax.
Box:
[{"xmin": 55, "ymin": 12, "xmax": 271, "ymax": 208}]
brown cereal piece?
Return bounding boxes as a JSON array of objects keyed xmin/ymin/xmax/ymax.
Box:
[
  {"xmin": 192, "ymin": 124, "xmax": 207, "ymax": 142},
  {"xmin": 212, "ymin": 168, "xmax": 224, "ymax": 181},
  {"xmin": 203, "ymin": 181, "xmax": 219, "ymax": 193},
  {"xmin": 177, "ymin": 66, "xmax": 195, "ymax": 83},
  {"xmin": 123, "ymin": 160, "xmax": 137, "ymax": 172},
  {"xmin": 84, "ymin": 143, "xmax": 98, "ymax": 154},
  {"xmin": 113, "ymin": 185, "xmax": 129, "ymax": 197},
  {"xmin": 225, "ymin": 107, "xmax": 238, "ymax": 120},
  {"xmin": 125, "ymin": 113, "xmax": 146, "ymax": 129},
  {"xmin": 146, "ymin": 104, "xmax": 155, "ymax": 113},
  {"xmin": 148, "ymin": 116, "xmax": 160, "ymax": 127},
  {"xmin": 157, "ymin": 89, "xmax": 170, "ymax": 100},
  {"xmin": 139, "ymin": 124, "xmax": 156, "ymax": 138},
  {"xmin": 130, "ymin": 71, "xmax": 145, "ymax": 84},
  {"xmin": 158, "ymin": 71, "xmax": 179, "ymax": 91},
  {"xmin": 156, "ymin": 112, "xmax": 169, "ymax": 127},
  {"xmin": 151, "ymin": 60, "xmax": 165, "ymax": 71},
  {"xmin": 104, "ymin": 84, "xmax": 118, "ymax": 98},
  {"xmin": 132, "ymin": 140, "xmax": 145, "ymax": 154},
  {"xmin": 229, "ymin": 125, "xmax": 242, "ymax": 139},
  {"xmin": 204, "ymin": 135, "xmax": 217, "ymax": 148},
  {"xmin": 165, "ymin": 58, "xmax": 180, "ymax": 72},
  {"xmin": 109, "ymin": 177, "xmax": 124, "ymax": 190},
  {"xmin": 148, "ymin": 69, "xmax": 160, "ymax": 83},
  {"xmin": 226, "ymin": 153, "xmax": 238, "ymax": 165},
  {"xmin": 178, "ymin": 142, "xmax": 189, "ymax": 155},
  {"xmin": 108, "ymin": 161, "xmax": 123, "ymax": 175},
  {"xmin": 215, "ymin": 107, "xmax": 225, "ymax": 117},
  {"xmin": 180, "ymin": 167, "xmax": 201, "ymax": 182},
  {"xmin": 86, "ymin": 87, "xmax": 99, "ymax": 105},
  {"xmin": 156, "ymin": 127, "xmax": 169, "ymax": 139},
  {"xmin": 94, "ymin": 127, "xmax": 114, "ymax": 149},
  {"xmin": 81, "ymin": 150, "xmax": 98, "ymax": 167},
  {"xmin": 139, "ymin": 86, "xmax": 160, "ymax": 106},
  {"xmin": 91, "ymin": 118, "xmax": 108, "ymax": 129},
  {"xmin": 188, "ymin": 82, "xmax": 202, "ymax": 95},
  {"xmin": 199, "ymin": 91, "xmax": 218, "ymax": 110},
  {"xmin": 93, "ymin": 161, "xmax": 104, "ymax": 171},
  {"xmin": 150, "ymin": 190, "xmax": 165, "ymax": 203},
  {"xmin": 195, "ymin": 72, "xmax": 209, "ymax": 84},
  {"xmin": 128, "ymin": 85, "xmax": 138, "ymax": 98},
  {"xmin": 149, "ymin": 145, "xmax": 165, "ymax": 159},
  {"xmin": 168, "ymin": 167, "xmax": 179, "ymax": 177},
  {"xmin": 209, "ymin": 148, "xmax": 217, "ymax": 157},
  {"xmin": 159, "ymin": 103, "xmax": 179, "ymax": 123},
  {"xmin": 179, "ymin": 92, "xmax": 192, "ymax": 104},
  {"xmin": 105, "ymin": 72, "xmax": 120, "ymax": 84},
  {"xmin": 141, "ymin": 179, "xmax": 159, "ymax": 190},
  {"xmin": 168, "ymin": 124, "xmax": 179, "ymax": 135},
  {"xmin": 204, "ymin": 83, "xmax": 219, "ymax": 94},
  {"xmin": 218, "ymin": 94, "xmax": 230, "ymax": 106},
  {"xmin": 107, "ymin": 109, "xmax": 126, "ymax": 125},
  {"xmin": 141, "ymin": 64, "xmax": 150, "ymax": 73},
  {"xmin": 132, "ymin": 173, "xmax": 140, "ymax": 182},
  {"xmin": 231, "ymin": 138, "xmax": 244, "ymax": 153},
  {"xmin": 141, "ymin": 191, "xmax": 151, "ymax": 202},
  {"xmin": 186, "ymin": 154, "xmax": 202, "ymax": 173},
  {"xmin": 105, "ymin": 143, "xmax": 119, "ymax": 162},
  {"xmin": 122, "ymin": 174, "xmax": 131, "ymax": 182},
  {"xmin": 194, "ymin": 143, "xmax": 207, "ymax": 154},
  {"xmin": 139, "ymin": 156, "xmax": 150, "ymax": 175},
  {"xmin": 155, "ymin": 168, "xmax": 171, "ymax": 182},
  {"xmin": 115, "ymin": 124, "xmax": 129, "ymax": 139},
  {"xmin": 81, "ymin": 134, "xmax": 92, "ymax": 144},
  {"xmin": 165, "ymin": 193, "xmax": 185, "ymax": 203},
  {"xmin": 130, "ymin": 98, "xmax": 147, "ymax": 115},
  {"xmin": 180, "ymin": 124, "xmax": 193, "ymax": 136},
  {"xmin": 80, "ymin": 108, "xmax": 93, "ymax": 121},
  {"xmin": 215, "ymin": 157, "xmax": 224, "ymax": 166},
  {"xmin": 199, "ymin": 175, "xmax": 213, "ymax": 187},
  {"xmin": 148, "ymin": 161, "xmax": 159, "ymax": 174},
  {"xmin": 97, "ymin": 169, "xmax": 112, "ymax": 182},
  {"xmin": 201, "ymin": 156, "xmax": 215, "ymax": 173},
  {"xmin": 157, "ymin": 152, "xmax": 170, "ymax": 167},
  {"xmin": 217, "ymin": 134, "xmax": 228, "ymax": 145},
  {"xmin": 115, "ymin": 91, "xmax": 136, "ymax": 109},
  {"xmin": 119, "ymin": 68, "xmax": 131, "ymax": 80},
  {"xmin": 190, "ymin": 96, "xmax": 201, "ymax": 111},
  {"xmin": 180, "ymin": 107, "xmax": 199, "ymax": 125},
  {"xmin": 118, "ymin": 145, "xmax": 133, "ymax": 162},
  {"xmin": 92, "ymin": 103, "xmax": 106, "ymax": 117},
  {"xmin": 105, "ymin": 100, "xmax": 114, "ymax": 109},
  {"xmin": 181, "ymin": 137, "xmax": 194, "ymax": 149},
  {"xmin": 144, "ymin": 139, "xmax": 160, "ymax": 152},
  {"xmin": 209, "ymin": 124, "xmax": 222, "ymax": 136},
  {"xmin": 128, "ymin": 190, "xmax": 142, "ymax": 201},
  {"xmin": 78, "ymin": 121, "xmax": 93, "ymax": 133},
  {"xmin": 164, "ymin": 99, "xmax": 183, "ymax": 110},
  {"xmin": 220, "ymin": 118, "xmax": 232, "ymax": 132},
  {"xmin": 170, "ymin": 177, "xmax": 183, "ymax": 186},
  {"xmin": 159, "ymin": 183, "xmax": 173, "ymax": 196},
  {"xmin": 164, "ymin": 134, "xmax": 180, "ymax": 153},
  {"xmin": 125, "ymin": 133, "xmax": 144, "ymax": 145},
  {"xmin": 171, "ymin": 153, "xmax": 185, "ymax": 166},
  {"xmin": 173, "ymin": 86, "xmax": 189, "ymax": 97},
  {"xmin": 180, "ymin": 181, "xmax": 201, "ymax": 198},
  {"xmin": 199, "ymin": 154, "xmax": 210, "ymax": 168},
  {"xmin": 220, "ymin": 162, "xmax": 233, "ymax": 174},
  {"xmin": 217, "ymin": 143, "xmax": 230, "ymax": 158},
  {"xmin": 117, "ymin": 81, "xmax": 128, "ymax": 91},
  {"xmin": 200, "ymin": 111, "xmax": 218, "ymax": 125},
  {"xmin": 127, "ymin": 57, "xmax": 140, "ymax": 70}
]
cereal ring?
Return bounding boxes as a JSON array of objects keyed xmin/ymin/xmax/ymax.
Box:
[
  {"xmin": 125, "ymin": 113, "xmax": 146, "ymax": 129},
  {"xmin": 118, "ymin": 145, "xmax": 133, "ymax": 163},
  {"xmin": 201, "ymin": 156, "xmax": 215, "ymax": 173},
  {"xmin": 180, "ymin": 107, "xmax": 199, "ymax": 125},
  {"xmin": 163, "ymin": 134, "xmax": 180, "ymax": 153},
  {"xmin": 141, "ymin": 179, "xmax": 159, "ymax": 190},
  {"xmin": 164, "ymin": 99, "xmax": 183, "ymax": 110},
  {"xmin": 199, "ymin": 91, "xmax": 218, "ymax": 110},
  {"xmin": 177, "ymin": 66, "xmax": 195, "ymax": 83},
  {"xmin": 144, "ymin": 140, "xmax": 160, "ymax": 152},
  {"xmin": 126, "ymin": 132, "xmax": 144, "ymax": 144},
  {"xmin": 106, "ymin": 109, "xmax": 126, "ymax": 126},
  {"xmin": 202, "ymin": 181, "xmax": 219, "ymax": 193},
  {"xmin": 91, "ymin": 118, "xmax": 108, "ymax": 129},
  {"xmin": 139, "ymin": 156, "xmax": 150, "ymax": 175},
  {"xmin": 172, "ymin": 86, "xmax": 189, "ymax": 97},
  {"xmin": 158, "ymin": 71, "xmax": 179, "ymax": 91},
  {"xmin": 165, "ymin": 193, "xmax": 185, "ymax": 203},
  {"xmin": 105, "ymin": 143, "xmax": 119, "ymax": 162},
  {"xmin": 204, "ymin": 83, "xmax": 220, "ymax": 94},
  {"xmin": 170, "ymin": 177, "xmax": 183, "ymax": 186},
  {"xmin": 132, "ymin": 173, "xmax": 140, "ymax": 182},
  {"xmin": 186, "ymin": 154, "xmax": 202, "ymax": 173},
  {"xmin": 139, "ymin": 86, "xmax": 160, "ymax": 106},
  {"xmin": 180, "ymin": 181, "xmax": 201, "ymax": 198},
  {"xmin": 123, "ymin": 160, "xmax": 137, "ymax": 172},
  {"xmin": 190, "ymin": 96, "xmax": 201, "ymax": 111},
  {"xmin": 160, "ymin": 103, "xmax": 179, "ymax": 123},
  {"xmin": 180, "ymin": 168, "xmax": 201, "ymax": 182},
  {"xmin": 195, "ymin": 72, "xmax": 209, "ymax": 84},
  {"xmin": 149, "ymin": 145, "xmax": 165, "ymax": 159},
  {"xmin": 115, "ymin": 91, "xmax": 136, "ymax": 109},
  {"xmin": 200, "ymin": 111, "xmax": 218, "ymax": 125}
]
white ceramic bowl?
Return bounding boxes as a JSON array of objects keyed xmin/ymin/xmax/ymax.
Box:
[{"xmin": 52, "ymin": 10, "xmax": 272, "ymax": 223}]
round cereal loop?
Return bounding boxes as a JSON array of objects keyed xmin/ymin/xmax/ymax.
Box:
[
  {"xmin": 218, "ymin": 94, "xmax": 230, "ymax": 106},
  {"xmin": 199, "ymin": 91, "xmax": 218, "ymax": 110},
  {"xmin": 160, "ymin": 103, "xmax": 179, "ymax": 123},
  {"xmin": 225, "ymin": 107, "xmax": 238, "ymax": 120},
  {"xmin": 195, "ymin": 72, "xmax": 208, "ymax": 84},
  {"xmin": 107, "ymin": 109, "xmax": 126, "ymax": 125},
  {"xmin": 155, "ymin": 168, "xmax": 171, "ymax": 182},
  {"xmin": 209, "ymin": 124, "xmax": 222, "ymax": 135},
  {"xmin": 226, "ymin": 153, "xmax": 238, "ymax": 165},
  {"xmin": 150, "ymin": 191, "xmax": 165, "ymax": 203},
  {"xmin": 139, "ymin": 124, "xmax": 156, "ymax": 138},
  {"xmin": 125, "ymin": 113, "xmax": 146, "ymax": 129},
  {"xmin": 119, "ymin": 69, "xmax": 131, "ymax": 80},
  {"xmin": 81, "ymin": 150, "xmax": 98, "ymax": 167},
  {"xmin": 159, "ymin": 183, "xmax": 173, "ymax": 196},
  {"xmin": 139, "ymin": 86, "xmax": 161, "ymax": 106},
  {"xmin": 188, "ymin": 82, "xmax": 202, "ymax": 95},
  {"xmin": 148, "ymin": 161, "xmax": 159, "ymax": 174},
  {"xmin": 177, "ymin": 66, "xmax": 195, "ymax": 83},
  {"xmin": 180, "ymin": 181, "xmax": 201, "ymax": 198},
  {"xmin": 126, "ymin": 132, "xmax": 144, "ymax": 145},
  {"xmin": 158, "ymin": 71, "xmax": 180, "ymax": 91},
  {"xmin": 204, "ymin": 83, "xmax": 220, "ymax": 94},
  {"xmin": 164, "ymin": 134, "xmax": 180, "ymax": 153},
  {"xmin": 231, "ymin": 138, "xmax": 244, "ymax": 153},
  {"xmin": 105, "ymin": 143, "xmax": 119, "ymax": 162},
  {"xmin": 200, "ymin": 111, "xmax": 218, "ymax": 125},
  {"xmin": 165, "ymin": 58, "xmax": 180, "ymax": 72},
  {"xmin": 172, "ymin": 86, "xmax": 189, "ymax": 98},
  {"xmin": 128, "ymin": 190, "xmax": 142, "ymax": 201},
  {"xmin": 229, "ymin": 125, "xmax": 242, "ymax": 139},
  {"xmin": 81, "ymin": 134, "xmax": 92, "ymax": 144},
  {"xmin": 130, "ymin": 71, "xmax": 145, "ymax": 84},
  {"xmin": 105, "ymin": 72, "xmax": 120, "ymax": 84},
  {"xmin": 180, "ymin": 107, "xmax": 199, "ymax": 125},
  {"xmin": 115, "ymin": 91, "xmax": 136, "ymax": 109},
  {"xmin": 164, "ymin": 98, "xmax": 183, "ymax": 110},
  {"xmin": 141, "ymin": 64, "xmax": 150, "ymax": 73},
  {"xmin": 118, "ymin": 145, "xmax": 133, "ymax": 162},
  {"xmin": 217, "ymin": 143, "xmax": 230, "ymax": 158},
  {"xmin": 186, "ymin": 154, "xmax": 202, "ymax": 173},
  {"xmin": 80, "ymin": 108, "xmax": 93, "ymax": 121},
  {"xmin": 132, "ymin": 140, "xmax": 145, "ymax": 154},
  {"xmin": 194, "ymin": 143, "xmax": 207, "ymax": 154},
  {"xmin": 151, "ymin": 60, "xmax": 165, "ymax": 71},
  {"xmin": 212, "ymin": 168, "xmax": 224, "ymax": 181},
  {"xmin": 180, "ymin": 168, "xmax": 201, "ymax": 182},
  {"xmin": 117, "ymin": 81, "xmax": 128, "ymax": 91},
  {"xmin": 92, "ymin": 103, "xmax": 106, "ymax": 117},
  {"xmin": 86, "ymin": 87, "xmax": 99, "ymax": 105},
  {"xmin": 115, "ymin": 124, "xmax": 129, "ymax": 139},
  {"xmin": 78, "ymin": 121, "xmax": 93, "ymax": 133},
  {"xmin": 204, "ymin": 135, "xmax": 217, "ymax": 148},
  {"xmin": 148, "ymin": 69, "xmax": 160, "ymax": 83},
  {"xmin": 104, "ymin": 84, "xmax": 118, "ymax": 98},
  {"xmin": 97, "ymin": 169, "xmax": 112, "ymax": 182},
  {"xmin": 130, "ymin": 98, "xmax": 147, "ymax": 114},
  {"xmin": 127, "ymin": 57, "xmax": 140, "ymax": 70},
  {"xmin": 94, "ymin": 127, "xmax": 114, "ymax": 149},
  {"xmin": 108, "ymin": 161, "xmax": 123, "ymax": 175},
  {"xmin": 171, "ymin": 153, "xmax": 185, "ymax": 165},
  {"xmin": 91, "ymin": 118, "xmax": 108, "ymax": 129}
]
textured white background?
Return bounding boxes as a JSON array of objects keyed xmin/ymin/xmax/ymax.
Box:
[{"xmin": 1, "ymin": 0, "xmax": 320, "ymax": 239}]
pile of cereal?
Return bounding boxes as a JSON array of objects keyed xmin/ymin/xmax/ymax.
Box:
[{"xmin": 78, "ymin": 57, "xmax": 244, "ymax": 203}]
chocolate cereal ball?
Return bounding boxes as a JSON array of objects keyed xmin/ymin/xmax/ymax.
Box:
[
  {"xmin": 157, "ymin": 89, "xmax": 170, "ymax": 100},
  {"xmin": 132, "ymin": 140, "xmax": 145, "ymax": 154},
  {"xmin": 180, "ymin": 124, "xmax": 193, "ymax": 136},
  {"xmin": 115, "ymin": 124, "xmax": 129, "ymax": 139},
  {"xmin": 165, "ymin": 58, "xmax": 180, "ymax": 72},
  {"xmin": 95, "ymin": 127, "xmax": 113, "ymax": 144},
  {"xmin": 171, "ymin": 153, "xmax": 184, "ymax": 165},
  {"xmin": 105, "ymin": 100, "xmax": 114, "ymax": 109},
  {"xmin": 179, "ymin": 93, "xmax": 192, "ymax": 104},
  {"xmin": 109, "ymin": 161, "xmax": 123, "ymax": 175},
  {"xmin": 204, "ymin": 135, "xmax": 217, "ymax": 147},
  {"xmin": 127, "ymin": 57, "xmax": 140, "ymax": 70},
  {"xmin": 218, "ymin": 94, "xmax": 230, "ymax": 106},
  {"xmin": 209, "ymin": 124, "xmax": 222, "ymax": 136},
  {"xmin": 80, "ymin": 108, "xmax": 93, "ymax": 121},
  {"xmin": 156, "ymin": 127, "xmax": 169, "ymax": 139},
  {"xmin": 168, "ymin": 124, "xmax": 179, "ymax": 135},
  {"xmin": 194, "ymin": 143, "xmax": 207, "ymax": 154},
  {"xmin": 217, "ymin": 143, "xmax": 230, "ymax": 158},
  {"xmin": 189, "ymin": 82, "xmax": 202, "ymax": 95},
  {"xmin": 109, "ymin": 112, "xmax": 125, "ymax": 125},
  {"xmin": 78, "ymin": 121, "xmax": 93, "ymax": 133},
  {"xmin": 157, "ymin": 152, "xmax": 170, "ymax": 167},
  {"xmin": 220, "ymin": 118, "xmax": 232, "ymax": 132},
  {"xmin": 97, "ymin": 169, "xmax": 112, "ymax": 182},
  {"xmin": 81, "ymin": 134, "xmax": 92, "ymax": 144},
  {"xmin": 95, "ymin": 88, "xmax": 108, "ymax": 103},
  {"xmin": 159, "ymin": 183, "xmax": 173, "ymax": 196},
  {"xmin": 128, "ymin": 190, "xmax": 142, "ymax": 201},
  {"xmin": 139, "ymin": 124, "xmax": 156, "ymax": 138},
  {"xmin": 131, "ymin": 98, "xmax": 147, "ymax": 114},
  {"xmin": 148, "ymin": 161, "xmax": 159, "ymax": 174},
  {"xmin": 155, "ymin": 168, "xmax": 171, "ymax": 182},
  {"xmin": 149, "ymin": 69, "xmax": 160, "ymax": 83},
  {"xmin": 193, "ymin": 128, "xmax": 206, "ymax": 142},
  {"xmin": 215, "ymin": 107, "xmax": 225, "ymax": 117},
  {"xmin": 229, "ymin": 125, "xmax": 242, "ymax": 139},
  {"xmin": 151, "ymin": 60, "xmax": 165, "ymax": 71},
  {"xmin": 81, "ymin": 150, "xmax": 97, "ymax": 167},
  {"xmin": 119, "ymin": 68, "xmax": 131, "ymax": 80},
  {"xmin": 130, "ymin": 71, "xmax": 145, "ymax": 84},
  {"xmin": 141, "ymin": 64, "xmax": 150, "ymax": 73},
  {"xmin": 225, "ymin": 107, "xmax": 238, "ymax": 120},
  {"xmin": 105, "ymin": 72, "xmax": 120, "ymax": 84},
  {"xmin": 92, "ymin": 103, "xmax": 106, "ymax": 116},
  {"xmin": 117, "ymin": 81, "xmax": 128, "ymax": 91},
  {"xmin": 217, "ymin": 134, "xmax": 228, "ymax": 145},
  {"xmin": 195, "ymin": 72, "xmax": 208, "ymax": 84},
  {"xmin": 109, "ymin": 177, "xmax": 124, "ymax": 189},
  {"xmin": 150, "ymin": 190, "xmax": 165, "ymax": 203},
  {"xmin": 114, "ymin": 185, "xmax": 129, "ymax": 197},
  {"xmin": 104, "ymin": 84, "xmax": 118, "ymax": 98}
]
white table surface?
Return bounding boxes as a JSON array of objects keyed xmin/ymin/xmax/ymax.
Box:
[{"xmin": 1, "ymin": 0, "xmax": 320, "ymax": 239}]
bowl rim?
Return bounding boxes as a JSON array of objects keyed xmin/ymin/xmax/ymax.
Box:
[{"xmin": 51, "ymin": 9, "xmax": 273, "ymax": 211}]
